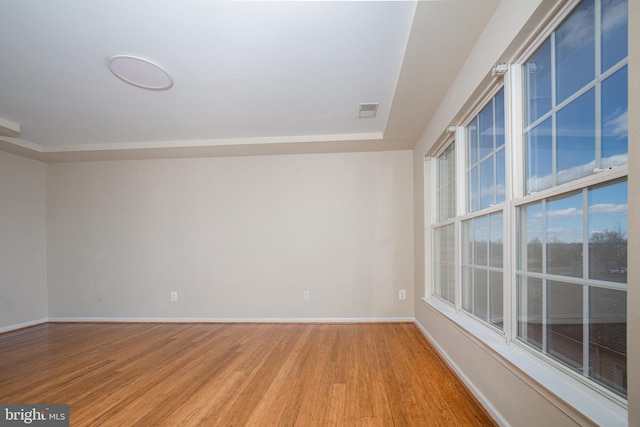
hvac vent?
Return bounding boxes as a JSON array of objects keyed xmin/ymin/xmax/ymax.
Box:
[{"xmin": 358, "ymin": 103, "xmax": 378, "ymax": 119}]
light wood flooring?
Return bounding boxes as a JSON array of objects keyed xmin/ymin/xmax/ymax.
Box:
[{"xmin": 0, "ymin": 322, "xmax": 496, "ymax": 426}]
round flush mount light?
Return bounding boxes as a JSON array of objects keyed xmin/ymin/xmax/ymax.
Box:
[{"xmin": 108, "ymin": 55, "xmax": 173, "ymax": 90}]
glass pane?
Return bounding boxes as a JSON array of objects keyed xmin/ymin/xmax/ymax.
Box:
[
  {"xmin": 517, "ymin": 276, "xmax": 543, "ymax": 350},
  {"xmin": 468, "ymin": 118, "xmax": 479, "ymax": 166},
  {"xmin": 496, "ymin": 148, "xmax": 505, "ymax": 204},
  {"xmin": 546, "ymin": 193, "xmax": 583, "ymax": 278},
  {"xmin": 462, "ymin": 219, "xmax": 473, "ymax": 265},
  {"xmin": 588, "ymin": 181, "xmax": 627, "ymax": 283},
  {"xmin": 556, "ymin": 89, "xmax": 595, "ymax": 185},
  {"xmin": 474, "ymin": 215, "xmax": 489, "ymax": 266},
  {"xmin": 479, "ymin": 157, "xmax": 494, "ymax": 210},
  {"xmin": 526, "ymin": 40, "xmax": 552, "ymax": 126},
  {"xmin": 474, "ymin": 269, "xmax": 488, "ymax": 321},
  {"xmin": 547, "ymin": 281, "xmax": 583, "ymax": 371},
  {"xmin": 490, "ymin": 212, "xmax": 504, "ymax": 268},
  {"xmin": 462, "ymin": 266, "xmax": 473, "ymax": 312},
  {"xmin": 438, "ymin": 144, "xmax": 456, "ymax": 222},
  {"xmin": 590, "ymin": 287, "xmax": 627, "ymax": 396},
  {"xmin": 495, "ymin": 88, "xmax": 505, "ymax": 149},
  {"xmin": 521, "ymin": 203, "xmax": 543, "ymax": 273},
  {"xmin": 525, "ymin": 117, "xmax": 552, "ymax": 193},
  {"xmin": 555, "ymin": 0, "xmax": 595, "ymax": 104},
  {"xmin": 490, "ymin": 271, "xmax": 503, "ymax": 329},
  {"xmin": 601, "ymin": 66, "xmax": 628, "ymax": 168},
  {"xmin": 601, "ymin": 0, "xmax": 628, "ymax": 72},
  {"xmin": 434, "ymin": 224, "xmax": 455, "ymax": 304},
  {"xmin": 468, "ymin": 166, "xmax": 480, "ymax": 213},
  {"xmin": 479, "ymin": 101, "xmax": 494, "ymax": 160}
]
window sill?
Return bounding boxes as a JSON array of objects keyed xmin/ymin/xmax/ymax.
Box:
[{"xmin": 420, "ymin": 297, "xmax": 627, "ymax": 427}]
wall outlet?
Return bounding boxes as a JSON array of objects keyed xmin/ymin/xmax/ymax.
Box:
[
  {"xmin": 399, "ymin": 290, "xmax": 406, "ymax": 300},
  {"xmin": 170, "ymin": 291, "xmax": 178, "ymax": 302},
  {"xmin": 303, "ymin": 290, "xmax": 310, "ymax": 300}
]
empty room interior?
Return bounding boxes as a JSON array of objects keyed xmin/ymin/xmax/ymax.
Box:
[{"xmin": 1, "ymin": 0, "xmax": 638, "ymax": 426}]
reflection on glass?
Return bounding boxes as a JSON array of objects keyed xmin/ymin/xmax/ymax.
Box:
[
  {"xmin": 588, "ymin": 181, "xmax": 627, "ymax": 283},
  {"xmin": 546, "ymin": 193, "xmax": 583, "ymax": 278},
  {"xmin": 474, "ymin": 215, "xmax": 489, "ymax": 266},
  {"xmin": 602, "ymin": 66, "xmax": 628, "ymax": 169},
  {"xmin": 517, "ymin": 276, "xmax": 543, "ymax": 350},
  {"xmin": 526, "ymin": 117, "xmax": 552, "ymax": 193},
  {"xmin": 437, "ymin": 144, "xmax": 456, "ymax": 222},
  {"xmin": 526, "ymin": 40, "xmax": 552, "ymax": 126},
  {"xmin": 495, "ymin": 89, "xmax": 505, "ymax": 148},
  {"xmin": 474, "ymin": 269, "xmax": 488, "ymax": 321},
  {"xmin": 490, "ymin": 271, "xmax": 503, "ymax": 328},
  {"xmin": 480, "ymin": 158, "xmax": 494, "ymax": 210},
  {"xmin": 490, "ymin": 212, "xmax": 503, "ymax": 268},
  {"xmin": 479, "ymin": 100, "xmax": 494, "ymax": 160},
  {"xmin": 556, "ymin": 89, "xmax": 595, "ymax": 185},
  {"xmin": 468, "ymin": 166, "xmax": 479, "ymax": 213},
  {"xmin": 590, "ymin": 287, "xmax": 627, "ymax": 396},
  {"xmin": 496, "ymin": 148, "xmax": 505, "ymax": 205},
  {"xmin": 520, "ymin": 203, "xmax": 543, "ymax": 273},
  {"xmin": 547, "ymin": 281, "xmax": 583, "ymax": 370},
  {"xmin": 555, "ymin": 0, "xmax": 595, "ymax": 103},
  {"xmin": 468, "ymin": 120, "xmax": 479, "ymax": 167},
  {"xmin": 434, "ymin": 224, "xmax": 455, "ymax": 304},
  {"xmin": 601, "ymin": 0, "xmax": 628, "ymax": 72}
]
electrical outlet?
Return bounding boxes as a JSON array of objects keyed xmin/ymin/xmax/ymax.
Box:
[
  {"xmin": 399, "ymin": 290, "xmax": 406, "ymax": 300},
  {"xmin": 303, "ymin": 290, "xmax": 310, "ymax": 300},
  {"xmin": 170, "ymin": 291, "xmax": 178, "ymax": 302}
]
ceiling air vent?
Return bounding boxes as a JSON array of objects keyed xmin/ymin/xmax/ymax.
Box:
[{"xmin": 358, "ymin": 103, "xmax": 378, "ymax": 119}]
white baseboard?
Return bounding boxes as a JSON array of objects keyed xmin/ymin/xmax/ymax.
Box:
[
  {"xmin": 47, "ymin": 316, "xmax": 415, "ymax": 324},
  {"xmin": 0, "ymin": 318, "xmax": 48, "ymax": 334}
]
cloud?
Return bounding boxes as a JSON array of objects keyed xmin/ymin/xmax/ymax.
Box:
[
  {"xmin": 556, "ymin": 2, "xmax": 595, "ymax": 52},
  {"xmin": 602, "ymin": 0, "xmax": 627, "ymax": 36},
  {"xmin": 547, "ymin": 207, "xmax": 582, "ymax": 218},
  {"xmin": 589, "ymin": 203, "xmax": 627, "ymax": 215},
  {"xmin": 601, "ymin": 153, "xmax": 628, "ymax": 169},
  {"xmin": 603, "ymin": 108, "xmax": 628, "ymax": 140}
]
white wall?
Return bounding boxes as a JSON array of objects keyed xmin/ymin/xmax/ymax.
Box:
[
  {"xmin": 413, "ymin": 0, "xmax": 636, "ymax": 425},
  {"xmin": 0, "ymin": 150, "xmax": 47, "ymax": 331},
  {"xmin": 46, "ymin": 151, "xmax": 414, "ymax": 320}
]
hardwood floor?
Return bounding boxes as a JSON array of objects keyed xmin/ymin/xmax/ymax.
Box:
[{"xmin": 0, "ymin": 323, "xmax": 496, "ymax": 426}]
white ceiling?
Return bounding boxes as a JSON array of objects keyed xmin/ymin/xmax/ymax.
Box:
[{"xmin": 0, "ymin": 0, "xmax": 499, "ymax": 161}]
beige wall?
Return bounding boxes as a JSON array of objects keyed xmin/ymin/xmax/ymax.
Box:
[
  {"xmin": 46, "ymin": 151, "xmax": 414, "ymax": 320},
  {"xmin": 414, "ymin": 0, "xmax": 636, "ymax": 425},
  {"xmin": 0, "ymin": 150, "xmax": 47, "ymax": 331}
]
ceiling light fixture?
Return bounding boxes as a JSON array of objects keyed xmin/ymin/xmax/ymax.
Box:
[{"xmin": 108, "ymin": 55, "xmax": 173, "ymax": 91}]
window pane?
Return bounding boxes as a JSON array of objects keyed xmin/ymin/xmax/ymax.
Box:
[
  {"xmin": 588, "ymin": 181, "xmax": 627, "ymax": 282},
  {"xmin": 468, "ymin": 118, "xmax": 479, "ymax": 166},
  {"xmin": 434, "ymin": 224, "xmax": 455, "ymax": 304},
  {"xmin": 590, "ymin": 287, "xmax": 627, "ymax": 396},
  {"xmin": 462, "ymin": 266, "xmax": 473, "ymax": 312},
  {"xmin": 601, "ymin": 66, "xmax": 628, "ymax": 168},
  {"xmin": 601, "ymin": 0, "xmax": 628, "ymax": 72},
  {"xmin": 468, "ymin": 165, "xmax": 480, "ymax": 213},
  {"xmin": 525, "ymin": 117, "xmax": 552, "ymax": 193},
  {"xmin": 474, "ymin": 215, "xmax": 489, "ymax": 266},
  {"xmin": 555, "ymin": 0, "xmax": 595, "ymax": 104},
  {"xmin": 556, "ymin": 89, "xmax": 595, "ymax": 185},
  {"xmin": 474, "ymin": 269, "xmax": 488, "ymax": 321},
  {"xmin": 547, "ymin": 281, "xmax": 583, "ymax": 371},
  {"xmin": 490, "ymin": 271, "xmax": 503, "ymax": 328},
  {"xmin": 479, "ymin": 157, "xmax": 494, "ymax": 210},
  {"xmin": 490, "ymin": 212, "xmax": 503, "ymax": 268},
  {"xmin": 546, "ymin": 193, "xmax": 583, "ymax": 278},
  {"xmin": 517, "ymin": 276, "xmax": 543, "ymax": 350},
  {"xmin": 495, "ymin": 89, "xmax": 505, "ymax": 149},
  {"xmin": 526, "ymin": 40, "xmax": 552, "ymax": 126},
  {"xmin": 437, "ymin": 144, "xmax": 456, "ymax": 222},
  {"xmin": 496, "ymin": 148, "xmax": 505, "ymax": 204},
  {"xmin": 479, "ymin": 101, "xmax": 494, "ymax": 160},
  {"xmin": 520, "ymin": 203, "xmax": 543, "ymax": 273}
]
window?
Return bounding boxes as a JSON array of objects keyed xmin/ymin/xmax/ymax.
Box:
[
  {"xmin": 433, "ymin": 143, "xmax": 456, "ymax": 304},
  {"xmin": 428, "ymin": 0, "xmax": 628, "ymax": 401}
]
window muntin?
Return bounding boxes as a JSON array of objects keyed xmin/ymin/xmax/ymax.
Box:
[
  {"xmin": 516, "ymin": 179, "xmax": 628, "ymax": 397},
  {"xmin": 524, "ymin": 0, "xmax": 628, "ymax": 194},
  {"xmin": 467, "ymin": 89, "xmax": 506, "ymax": 212}
]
